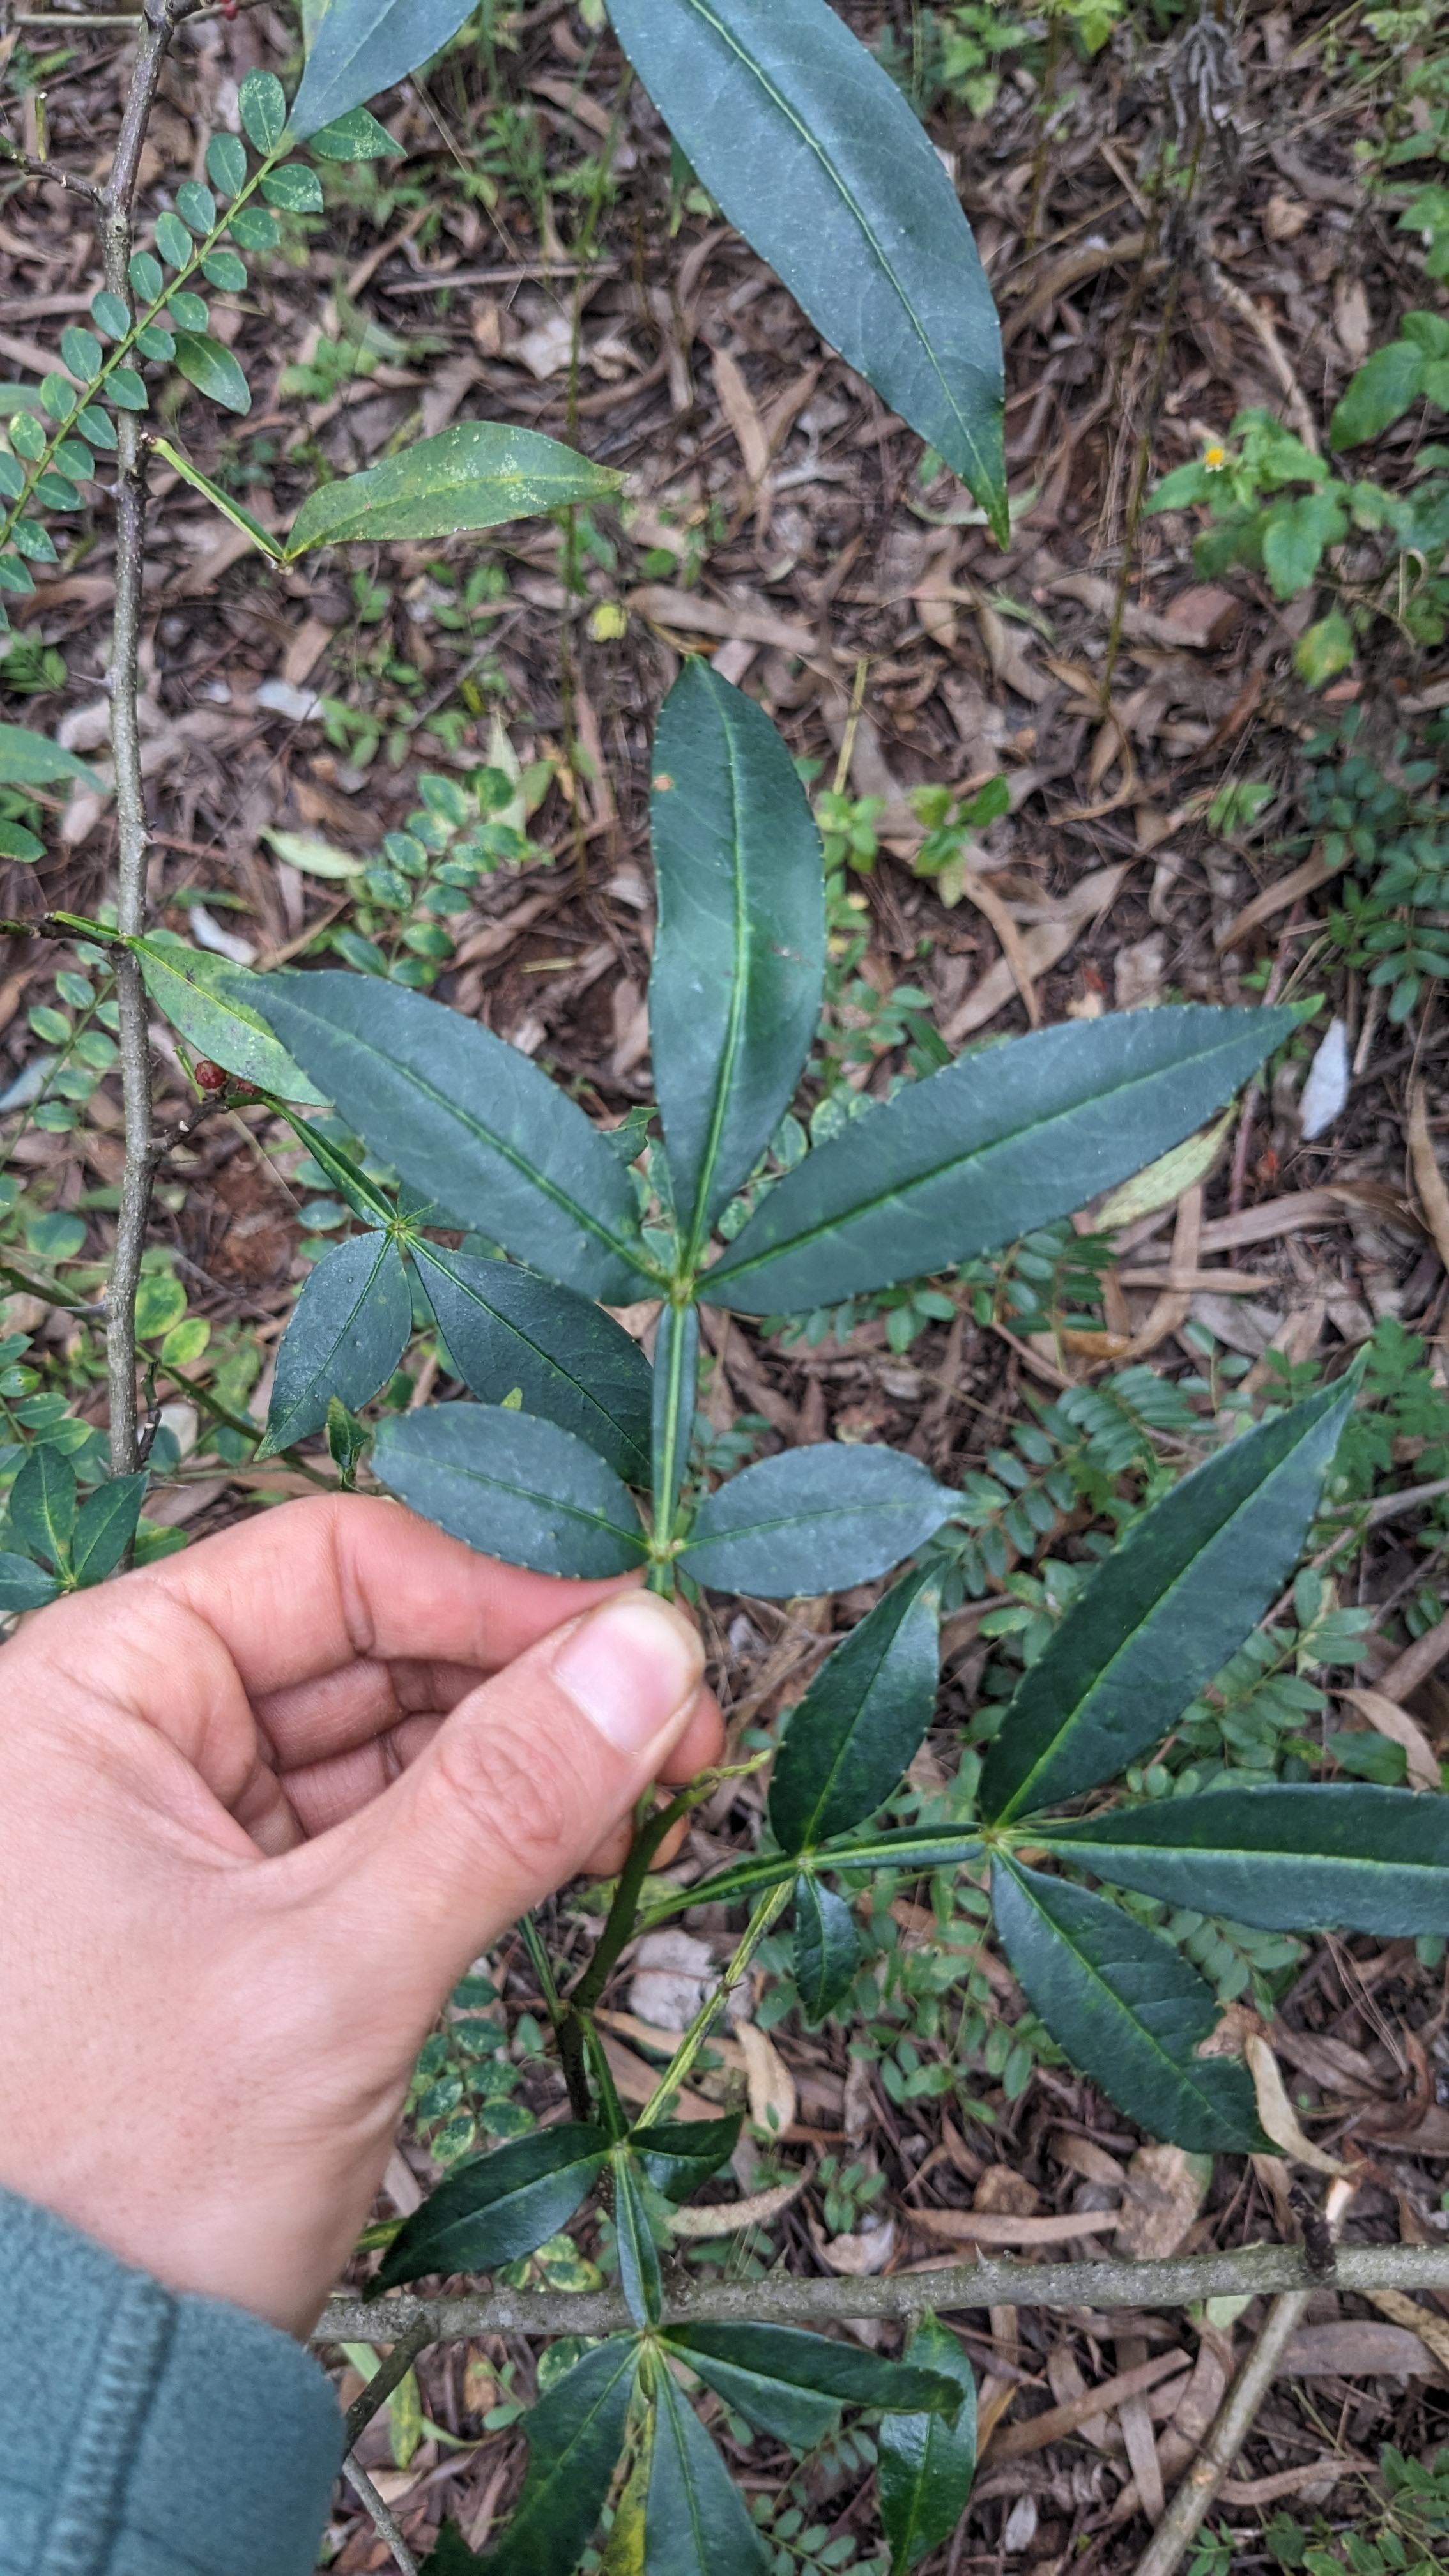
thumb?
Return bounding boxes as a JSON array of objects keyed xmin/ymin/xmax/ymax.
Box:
[{"xmin": 306, "ymin": 1588, "xmax": 706, "ymax": 2007}]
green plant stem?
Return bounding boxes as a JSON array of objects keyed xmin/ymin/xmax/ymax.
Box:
[
  {"xmin": 637, "ymin": 1878, "xmax": 792, "ymax": 2129},
  {"xmin": 559, "ymin": 1779, "xmax": 700, "ymax": 2113},
  {"xmin": 316, "ymin": 2239, "xmax": 1449, "ymax": 2348},
  {"xmin": 518, "ymin": 1909, "xmax": 564, "ymax": 2034}
]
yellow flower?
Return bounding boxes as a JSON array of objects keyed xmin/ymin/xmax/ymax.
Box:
[{"xmin": 1203, "ymin": 443, "xmax": 1228, "ymax": 471}]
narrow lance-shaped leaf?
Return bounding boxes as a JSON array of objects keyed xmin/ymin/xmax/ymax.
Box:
[
  {"xmin": 373, "ymin": 1404, "xmax": 647, "ymax": 1579},
  {"xmin": 645, "ymin": 2361, "xmax": 767, "ymax": 2576},
  {"xmin": 652, "ymin": 1300, "xmax": 698, "ymax": 1537},
  {"xmin": 152, "ymin": 437, "xmax": 284, "ymax": 562},
  {"xmin": 645, "ymin": 1825, "xmax": 987, "ymax": 1922},
  {"xmin": 878, "ymin": 2314, "xmax": 977, "ymax": 2576},
  {"xmin": 992, "ymin": 1859, "xmax": 1267, "ymax": 2153},
  {"xmin": 254, "ymin": 973, "xmax": 652, "ymax": 1300},
  {"xmin": 258, "ymin": 1231, "xmax": 411, "ymax": 1458},
  {"xmin": 614, "ymin": 2152, "xmax": 663, "ymax": 2330},
  {"xmin": 666, "ymin": 2324, "xmax": 965, "ymax": 2439},
  {"xmin": 7, "ymin": 1443, "xmax": 75, "ymax": 1570},
  {"xmin": 371, "ymin": 2124, "xmax": 611, "ymax": 2292},
  {"xmin": 69, "ymin": 1469, "xmax": 148, "ymax": 1586},
  {"xmin": 487, "ymin": 2338, "xmax": 640, "ymax": 2576},
  {"xmin": 678, "ymin": 1444, "xmax": 956, "ymax": 1596},
  {"xmin": 980, "ymin": 1375, "xmax": 1356, "ymax": 1825},
  {"xmin": 134, "ymin": 937, "xmax": 330, "ymax": 1105},
  {"xmin": 705, "ymin": 1007, "xmax": 1294, "ymax": 1317},
  {"xmin": 770, "ymin": 1565, "xmax": 941, "ymax": 1853},
  {"xmin": 291, "ymin": 0, "xmax": 479, "ymax": 139},
  {"xmin": 648, "ymin": 663, "xmax": 825, "ymax": 1254},
  {"xmin": 286, "ymin": 422, "xmax": 620, "ymax": 556},
  {"xmin": 606, "ymin": 0, "xmax": 1006, "ymax": 535},
  {"xmin": 0, "ymin": 721, "xmax": 102, "ymax": 786},
  {"xmin": 630, "ymin": 2115, "xmax": 741, "ymax": 2202},
  {"xmin": 1042, "ymin": 1783, "xmax": 1449, "ymax": 1936},
  {"xmin": 413, "ymin": 1241, "xmax": 653, "ymax": 1485},
  {"xmin": 0, "ymin": 1554, "xmax": 59, "ymax": 1611},
  {"xmin": 793, "ymin": 1874, "xmax": 858, "ymax": 2025}
]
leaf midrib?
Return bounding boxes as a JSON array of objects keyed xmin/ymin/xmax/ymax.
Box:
[
  {"xmin": 273, "ymin": 1233, "xmax": 393, "ymax": 1441},
  {"xmin": 793, "ymin": 1578, "xmax": 930, "ymax": 1846},
  {"xmin": 683, "ymin": 702, "xmax": 755, "ymax": 1260},
  {"xmin": 417, "ymin": 1245, "xmax": 643, "ymax": 1457}
]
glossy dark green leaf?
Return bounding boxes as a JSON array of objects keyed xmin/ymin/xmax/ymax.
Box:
[
  {"xmin": 8, "ymin": 1443, "xmax": 75, "ymax": 1570},
  {"xmin": 648, "ymin": 663, "xmax": 824, "ymax": 1254},
  {"xmin": 258, "ymin": 1231, "xmax": 411, "ymax": 1457},
  {"xmin": 371, "ymin": 2124, "xmax": 611, "ymax": 2292},
  {"xmin": 174, "ymin": 332, "xmax": 252, "ymax": 417},
  {"xmin": 261, "ymin": 162, "xmax": 325, "ymax": 212},
  {"xmin": 292, "ymin": 0, "xmax": 478, "ymax": 138},
  {"xmin": 878, "ymin": 2314, "xmax": 977, "ymax": 2576},
  {"xmin": 254, "ymin": 973, "xmax": 650, "ymax": 1300},
  {"xmin": 489, "ymin": 2338, "xmax": 639, "ymax": 2576},
  {"xmin": 205, "ymin": 132, "xmax": 248, "ymax": 199},
  {"xmin": 373, "ymin": 1404, "xmax": 647, "ymax": 1577},
  {"xmin": 1042, "ymin": 1784, "xmax": 1449, "ymax": 1935},
  {"xmin": 980, "ymin": 1376, "xmax": 1355, "ymax": 1825},
  {"xmin": 70, "ymin": 1470, "xmax": 148, "ymax": 1586},
  {"xmin": 652, "ymin": 1299, "xmax": 698, "ymax": 1534},
  {"xmin": 308, "ymin": 105, "xmax": 406, "ymax": 158},
  {"xmin": 615, "ymin": 2152, "xmax": 663, "ymax": 2329},
  {"xmin": 606, "ymin": 0, "xmax": 1005, "ymax": 536},
  {"xmin": 668, "ymin": 2324, "xmax": 963, "ymax": 2441},
  {"xmin": 678, "ymin": 1444, "xmax": 955, "ymax": 1596},
  {"xmin": 793, "ymin": 1875, "xmax": 858, "ymax": 2024},
  {"xmin": 0, "ymin": 1552, "xmax": 60, "ymax": 1611},
  {"xmin": 646, "ymin": 2361, "xmax": 767, "ymax": 2576},
  {"xmin": 770, "ymin": 1566, "xmax": 941, "ymax": 1852},
  {"xmin": 286, "ymin": 423, "xmax": 619, "ymax": 555},
  {"xmin": 630, "ymin": 2114, "xmax": 741, "ymax": 2202},
  {"xmin": 413, "ymin": 1241, "xmax": 652, "ymax": 1484},
  {"xmin": 238, "ymin": 66, "xmax": 286, "ymax": 151},
  {"xmin": 134, "ymin": 937, "xmax": 328, "ymax": 1104},
  {"xmin": 992, "ymin": 1859, "xmax": 1267, "ymax": 2152},
  {"xmin": 705, "ymin": 1008, "xmax": 1293, "ymax": 1316}
]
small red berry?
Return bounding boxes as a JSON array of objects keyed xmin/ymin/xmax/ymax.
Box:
[{"xmin": 195, "ymin": 1059, "xmax": 227, "ymax": 1091}]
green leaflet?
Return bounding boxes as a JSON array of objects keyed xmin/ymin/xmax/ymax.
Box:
[
  {"xmin": 372, "ymin": 1404, "xmax": 647, "ymax": 1577},
  {"xmin": 413, "ymin": 1241, "xmax": 653, "ymax": 1485},
  {"xmin": 489, "ymin": 2339, "xmax": 640, "ymax": 2576},
  {"xmin": 254, "ymin": 973, "xmax": 652, "ymax": 1301},
  {"xmin": 258, "ymin": 1231, "xmax": 411, "ymax": 1457},
  {"xmin": 614, "ymin": 2152, "xmax": 663, "ymax": 2329},
  {"xmin": 371, "ymin": 2124, "xmax": 612, "ymax": 2292},
  {"xmin": 7, "ymin": 1443, "xmax": 75, "ymax": 1570},
  {"xmin": 133, "ymin": 937, "xmax": 330, "ymax": 1105},
  {"xmin": 308, "ymin": 104, "xmax": 406, "ymax": 158},
  {"xmin": 0, "ymin": 721, "xmax": 101, "ymax": 786},
  {"xmin": 645, "ymin": 2363, "xmax": 767, "ymax": 2576},
  {"xmin": 793, "ymin": 1874, "xmax": 859, "ymax": 2024},
  {"xmin": 630, "ymin": 2115, "xmax": 741, "ymax": 2202},
  {"xmin": 878, "ymin": 2315, "xmax": 977, "ymax": 2576},
  {"xmin": 648, "ymin": 663, "xmax": 825, "ymax": 1254},
  {"xmin": 704, "ymin": 1008, "xmax": 1294, "ymax": 1315},
  {"xmin": 678, "ymin": 1444, "xmax": 956, "ymax": 1596},
  {"xmin": 992, "ymin": 1859, "xmax": 1267, "ymax": 2153},
  {"xmin": 979, "ymin": 1376, "xmax": 1355, "ymax": 1825},
  {"xmin": 0, "ymin": 1552, "xmax": 59, "ymax": 1611},
  {"xmin": 606, "ymin": 0, "xmax": 1005, "ymax": 537},
  {"xmin": 69, "ymin": 1470, "xmax": 148, "ymax": 1586},
  {"xmin": 285, "ymin": 422, "xmax": 619, "ymax": 555},
  {"xmin": 173, "ymin": 332, "xmax": 251, "ymax": 416},
  {"xmin": 1330, "ymin": 338, "xmax": 1427, "ymax": 449},
  {"xmin": 666, "ymin": 2324, "xmax": 963, "ymax": 2437},
  {"xmin": 291, "ymin": 0, "xmax": 479, "ymax": 139},
  {"xmin": 1042, "ymin": 1784, "xmax": 1449, "ymax": 1936},
  {"xmin": 770, "ymin": 1565, "xmax": 941, "ymax": 1852}
]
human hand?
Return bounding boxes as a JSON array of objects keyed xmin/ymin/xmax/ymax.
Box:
[{"xmin": 0, "ymin": 1495, "xmax": 720, "ymax": 2335}]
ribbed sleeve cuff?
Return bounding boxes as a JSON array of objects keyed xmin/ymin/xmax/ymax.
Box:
[{"xmin": 0, "ymin": 2189, "xmax": 342, "ymax": 2576}]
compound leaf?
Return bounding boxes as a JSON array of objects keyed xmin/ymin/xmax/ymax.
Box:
[
  {"xmin": 678, "ymin": 1444, "xmax": 956, "ymax": 1596},
  {"xmin": 793, "ymin": 1875, "xmax": 859, "ymax": 2024},
  {"xmin": 413, "ymin": 1241, "xmax": 652, "ymax": 1485},
  {"xmin": 992, "ymin": 1859, "xmax": 1267, "ymax": 2152},
  {"xmin": 630, "ymin": 2115, "xmax": 741, "ymax": 2202},
  {"xmin": 7, "ymin": 1442, "xmax": 75, "ymax": 1570},
  {"xmin": 259, "ymin": 1230, "xmax": 411, "ymax": 1457},
  {"xmin": 770, "ymin": 1565, "xmax": 941, "ymax": 1853},
  {"xmin": 1042, "ymin": 1782, "xmax": 1449, "ymax": 1935},
  {"xmin": 489, "ymin": 2338, "xmax": 639, "ymax": 2576},
  {"xmin": 648, "ymin": 663, "xmax": 825, "ymax": 1252},
  {"xmin": 254, "ymin": 973, "xmax": 650, "ymax": 1300},
  {"xmin": 646, "ymin": 2363, "xmax": 765, "ymax": 2576},
  {"xmin": 705, "ymin": 1008, "xmax": 1292, "ymax": 1315},
  {"xmin": 371, "ymin": 2124, "xmax": 611, "ymax": 2292},
  {"xmin": 69, "ymin": 1470, "xmax": 148, "ymax": 1586},
  {"xmin": 878, "ymin": 2315, "xmax": 976, "ymax": 2576},
  {"xmin": 606, "ymin": 0, "xmax": 1004, "ymax": 535},
  {"xmin": 372, "ymin": 1403, "xmax": 647, "ymax": 1577},
  {"xmin": 980, "ymin": 1376, "xmax": 1355, "ymax": 1825},
  {"xmin": 0, "ymin": 1552, "xmax": 60, "ymax": 1611},
  {"xmin": 286, "ymin": 422, "xmax": 618, "ymax": 555},
  {"xmin": 134, "ymin": 935, "xmax": 330, "ymax": 1105}
]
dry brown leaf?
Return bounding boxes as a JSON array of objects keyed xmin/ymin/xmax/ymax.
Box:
[
  {"xmin": 1409, "ymin": 1080, "xmax": 1449, "ymax": 1277},
  {"xmin": 627, "ymin": 584, "xmax": 815, "ymax": 657},
  {"xmin": 671, "ymin": 2167, "xmax": 812, "ymax": 2239},
  {"xmin": 1051, "ymin": 2129, "xmax": 1128, "ymax": 2188},
  {"xmin": 956, "ymin": 871, "xmax": 1041, "ymax": 1025},
  {"xmin": 987, "ymin": 2352, "xmax": 1190, "ymax": 2462},
  {"xmin": 735, "ymin": 2019, "xmax": 798, "ymax": 2140},
  {"xmin": 711, "ymin": 345, "xmax": 770, "ymax": 489},
  {"xmin": 1216, "ymin": 843, "xmax": 1351, "ymax": 951},
  {"xmin": 1376, "ymin": 1611, "xmax": 1449, "ymax": 1705},
  {"xmin": 1338, "ymin": 1687, "xmax": 1440, "ymax": 1793},
  {"xmin": 598, "ymin": 2031, "xmax": 717, "ymax": 2124},
  {"xmin": 1280, "ymin": 2322, "xmax": 1435, "ymax": 2378},
  {"xmin": 940, "ymin": 864, "xmax": 1126, "ymax": 1044},
  {"xmin": 1244, "ymin": 2032, "xmax": 1352, "ymax": 2177},
  {"xmin": 1114, "ymin": 2144, "xmax": 1213, "ymax": 2260},
  {"xmin": 809, "ymin": 2214, "xmax": 897, "ymax": 2274},
  {"xmin": 1334, "ymin": 275, "xmax": 1372, "ymax": 366},
  {"xmin": 910, "ymin": 2205, "xmax": 1118, "ymax": 2246},
  {"xmin": 1366, "ymin": 2289, "xmax": 1449, "ymax": 2377}
]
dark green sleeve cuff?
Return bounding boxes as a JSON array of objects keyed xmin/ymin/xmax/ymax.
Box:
[{"xmin": 0, "ymin": 2188, "xmax": 343, "ymax": 2575}]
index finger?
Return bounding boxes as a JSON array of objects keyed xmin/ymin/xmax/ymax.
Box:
[{"xmin": 146, "ymin": 1492, "xmax": 641, "ymax": 1701}]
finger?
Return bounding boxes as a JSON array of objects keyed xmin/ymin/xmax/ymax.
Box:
[
  {"xmin": 146, "ymin": 1494, "xmax": 641, "ymax": 1702},
  {"xmin": 280, "ymin": 1591, "xmax": 707, "ymax": 2014}
]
